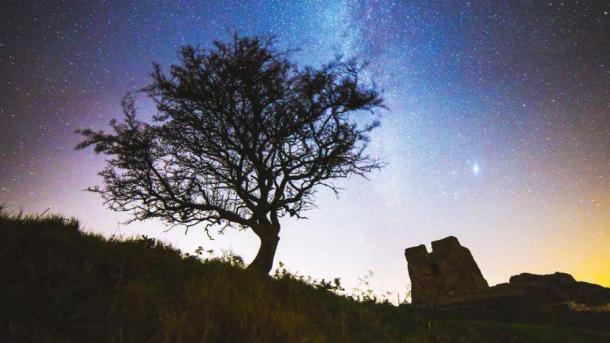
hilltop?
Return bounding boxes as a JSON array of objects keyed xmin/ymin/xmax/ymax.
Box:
[{"xmin": 1, "ymin": 211, "xmax": 609, "ymax": 342}]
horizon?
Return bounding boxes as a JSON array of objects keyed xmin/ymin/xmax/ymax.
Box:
[{"xmin": 1, "ymin": 0, "xmax": 608, "ymax": 300}]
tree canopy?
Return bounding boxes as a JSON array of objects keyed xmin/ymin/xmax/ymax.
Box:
[{"xmin": 77, "ymin": 35, "xmax": 384, "ymax": 273}]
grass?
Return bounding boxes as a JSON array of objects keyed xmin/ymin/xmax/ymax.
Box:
[{"xmin": 1, "ymin": 210, "xmax": 609, "ymax": 342}]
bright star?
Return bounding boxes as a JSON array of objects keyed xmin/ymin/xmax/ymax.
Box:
[{"xmin": 472, "ymin": 162, "xmax": 480, "ymax": 175}]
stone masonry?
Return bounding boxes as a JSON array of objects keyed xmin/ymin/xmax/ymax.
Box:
[{"xmin": 404, "ymin": 236, "xmax": 489, "ymax": 304}]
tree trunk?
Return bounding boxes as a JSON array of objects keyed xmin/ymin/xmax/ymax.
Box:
[{"xmin": 247, "ymin": 232, "xmax": 279, "ymax": 275}]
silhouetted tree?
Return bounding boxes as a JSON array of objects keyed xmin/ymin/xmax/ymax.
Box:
[{"xmin": 77, "ymin": 35, "xmax": 384, "ymax": 274}]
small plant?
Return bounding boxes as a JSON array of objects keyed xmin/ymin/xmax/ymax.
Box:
[
  {"xmin": 187, "ymin": 246, "xmax": 245, "ymax": 268},
  {"xmin": 351, "ymin": 270, "xmax": 378, "ymax": 303},
  {"xmin": 135, "ymin": 234, "xmax": 157, "ymax": 248},
  {"xmin": 217, "ymin": 250, "xmax": 245, "ymax": 268},
  {"xmin": 315, "ymin": 278, "xmax": 345, "ymax": 293},
  {"xmin": 194, "ymin": 245, "xmax": 214, "ymax": 258},
  {"xmin": 273, "ymin": 261, "xmax": 345, "ymax": 294}
]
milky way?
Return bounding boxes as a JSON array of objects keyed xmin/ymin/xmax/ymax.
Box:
[{"xmin": 1, "ymin": 1, "xmax": 609, "ymax": 298}]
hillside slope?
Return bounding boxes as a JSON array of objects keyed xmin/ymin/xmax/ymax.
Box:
[{"xmin": 1, "ymin": 212, "xmax": 608, "ymax": 342}]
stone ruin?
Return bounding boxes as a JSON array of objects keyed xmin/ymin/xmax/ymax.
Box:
[
  {"xmin": 404, "ymin": 236, "xmax": 488, "ymax": 305},
  {"xmin": 405, "ymin": 236, "xmax": 610, "ymax": 308}
]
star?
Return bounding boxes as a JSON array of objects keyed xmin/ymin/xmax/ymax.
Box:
[{"xmin": 472, "ymin": 162, "xmax": 480, "ymax": 176}]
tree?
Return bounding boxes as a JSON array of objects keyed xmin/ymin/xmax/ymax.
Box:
[{"xmin": 76, "ymin": 35, "xmax": 384, "ymax": 274}]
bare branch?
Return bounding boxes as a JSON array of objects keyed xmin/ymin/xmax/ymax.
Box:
[{"xmin": 76, "ymin": 35, "xmax": 385, "ymax": 273}]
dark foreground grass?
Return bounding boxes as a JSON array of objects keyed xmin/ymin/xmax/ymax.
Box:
[{"xmin": 1, "ymin": 212, "xmax": 608, "ymax": 342}]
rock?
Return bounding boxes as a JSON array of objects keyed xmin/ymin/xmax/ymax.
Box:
[
  {"xmin": 509, "ymin": 272, "xmax": 576, "ymax": 286},
  {"xmin": 506, "ymin": 272, "xmax": 610, "ymax": 307},
  {"xmin": 405, "ymin": 236, "xmax": 489, "ymax": 304}
]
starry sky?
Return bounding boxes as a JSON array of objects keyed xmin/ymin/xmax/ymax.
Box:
[{"xmin": 1, "ymin": 1, "xmax": 609, "ymax": 299}]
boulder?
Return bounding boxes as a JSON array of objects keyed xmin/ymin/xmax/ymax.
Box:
[{"xmin": 507, "ymin": 272, "xmax": 610, "ymax": 306}]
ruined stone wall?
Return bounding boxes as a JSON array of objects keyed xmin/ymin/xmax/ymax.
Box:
[{"xmin": 405, "ymin": 236, "xmax": 489, "ymax": 304}]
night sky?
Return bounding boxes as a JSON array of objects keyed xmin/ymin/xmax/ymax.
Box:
[{"xmin": 1, "ymin": 1, "xmax": 609, "ymax": 299}]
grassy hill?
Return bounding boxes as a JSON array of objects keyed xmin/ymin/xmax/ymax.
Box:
[{"xmin": 1, "ymin": 211, "xmax": 609, "ymax": 342}]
